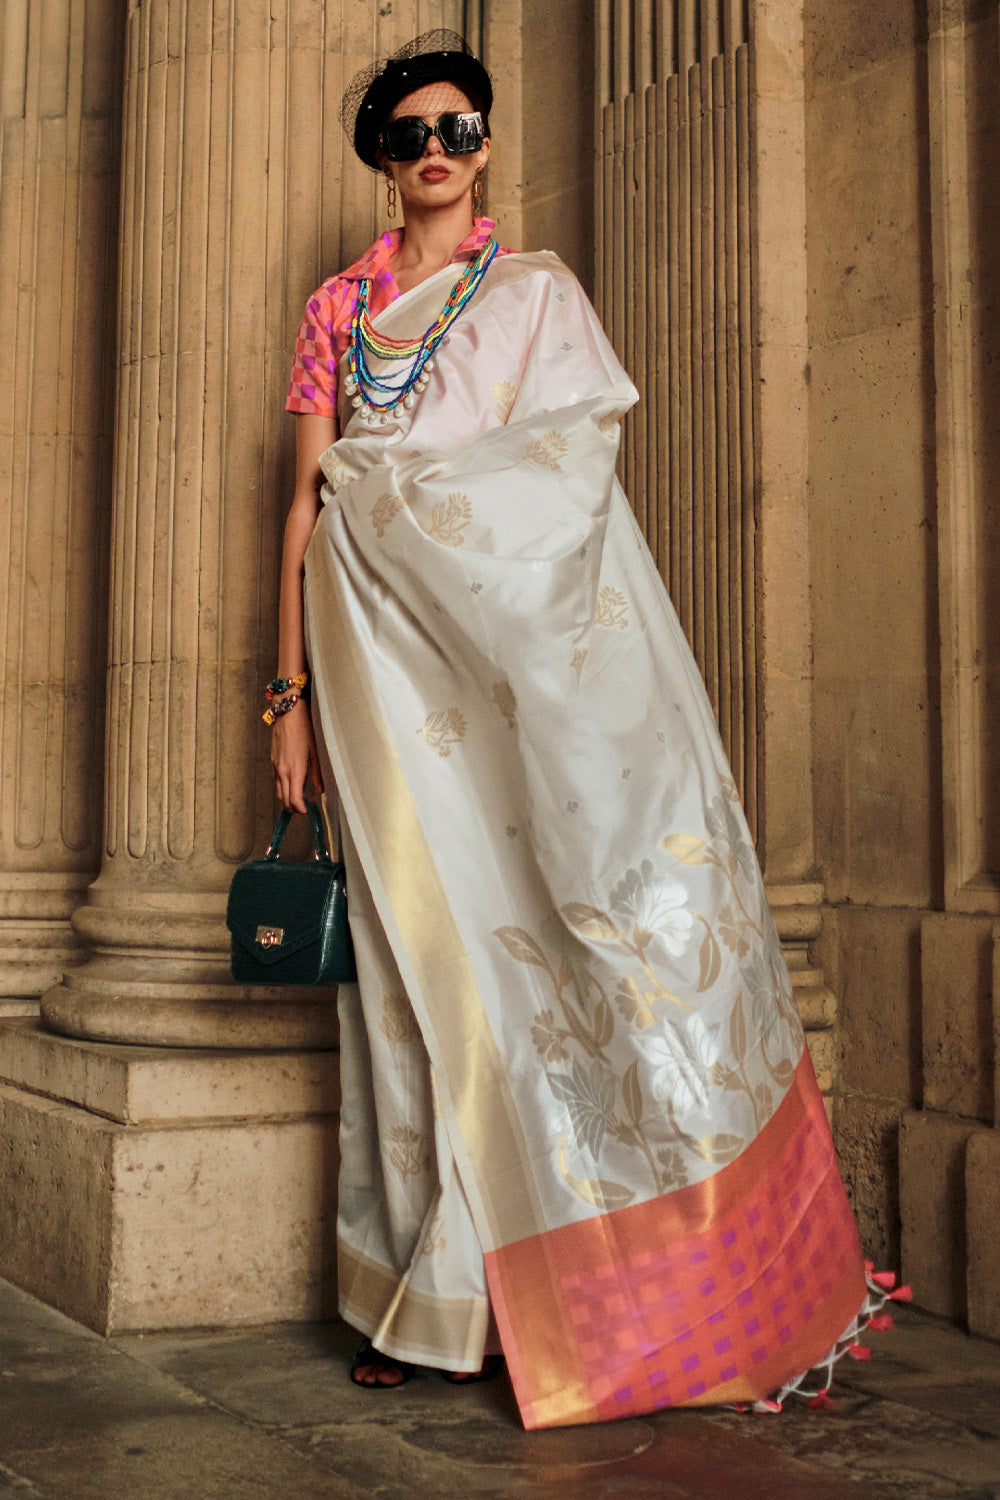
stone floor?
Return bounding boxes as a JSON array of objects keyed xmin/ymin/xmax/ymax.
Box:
[{"xmin": 1, "ymin": 1279, "xmax": 999, "ymax": 1499}]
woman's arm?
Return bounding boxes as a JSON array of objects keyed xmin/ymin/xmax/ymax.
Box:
[{"xmin": 270, "ymin": 412, "xmax": 337, "ymax": 812}]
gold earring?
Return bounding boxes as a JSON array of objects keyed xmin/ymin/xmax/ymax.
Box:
[
  {"xmin": 473, "ymin": 170, "xmax": 483, "ymax": 214},
  {"xmin": 386, "ymin": 175, "xmax": 397, "ymax": 220}
]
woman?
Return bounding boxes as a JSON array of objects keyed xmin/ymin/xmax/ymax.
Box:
[{"xmin": 270, "ymin": 30, "xmax": 903, "ymax": 1430}]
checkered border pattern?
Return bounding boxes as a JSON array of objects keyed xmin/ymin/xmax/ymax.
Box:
[{"xmin": 560, "ymin": 1112, "xmax": 856, "ymax": 1419}]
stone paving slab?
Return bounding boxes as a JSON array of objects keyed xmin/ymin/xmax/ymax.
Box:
[
  {"xmin": 2, "ymin": 1277, "xmax": 999, "ymax": 1498},
  {"xmin": 0, "ymin": 1285, "xmax": 357, "ymax": 1500},
  {"xmin": 699, "ymin": 1307, "xmax": 1000, "ymax": 1497},
  {"xmin": 114, "ymin": 1319, "xmax": 888, "ymax": 1498}
]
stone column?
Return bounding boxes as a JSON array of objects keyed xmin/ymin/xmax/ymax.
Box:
[
  {"xmin": 0, "ymin": 0, "xmax": 122, "ymax": 1009},
  {"xmin": 37, "ymin": 0, "xmax": 480, "ymax": 1054},
  {"xmin": 39, "ymin": 0, "xmax": 351, "ymax": 1049},
  {"xmin": 1, "ymin": 0, "xmax": 477, "ymax": 1335},
  {"xmin": 751, "ymin": 0, "xmax": 838, "ymax": 1085}
]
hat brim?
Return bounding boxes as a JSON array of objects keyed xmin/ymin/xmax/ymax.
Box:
[{"xmin": 353, "ymin": 51, "xmax": 493, "ymax": 170}]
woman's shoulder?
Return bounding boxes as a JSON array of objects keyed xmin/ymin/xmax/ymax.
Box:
[
  {"xmin": 483, "ymin": 248, "xmax": 581, "ymax": 295},
  {"xmin": 481, "ymin": 250, "xmax": 597, "ymax": 322},
  {"xmin": 298, "ymin": 272, "xmax": 355, "ymax": 333}
]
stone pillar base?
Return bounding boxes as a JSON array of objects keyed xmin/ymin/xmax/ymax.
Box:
[
  {"xmin": 770, "ymin": 882, "xmax": 839, "ymax": 1093},
  {"xmin": 0, "ymin": 872, "xmax": 90, "ymax": 1005},
  {"xmin": 0, "ymin": 1020, "xmax": 339, "ymax": 1334},
  {"xmin": 899, "ymin": 1109, "xmax": 1000, "ymax": 1341}
]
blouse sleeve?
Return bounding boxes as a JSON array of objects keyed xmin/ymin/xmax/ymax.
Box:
[{"xmin": 286, "ymin": 280, "xmax": 353, "ymax": 417}]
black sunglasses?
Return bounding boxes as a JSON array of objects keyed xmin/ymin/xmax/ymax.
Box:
[{"xmin": 380, "ymin": 111, "xmax": 484, "ymax": 163}]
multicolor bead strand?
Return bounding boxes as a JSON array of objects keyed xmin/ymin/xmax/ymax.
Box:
[
  {"xmin": 345, "ymin": 236, "xmax": 499, "ymax": 419},
  {"xmin": 262, "ymin": 693, "xmax": 306, "ymax": 726},
  {"xmin": 262, "ymin": 671, "xmax": 309, "ymax": 726}
]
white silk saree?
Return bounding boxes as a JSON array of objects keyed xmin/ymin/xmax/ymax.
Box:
[{"xmin": 304, "ymin": 250, "xmax": 870, "ymax": 1429}]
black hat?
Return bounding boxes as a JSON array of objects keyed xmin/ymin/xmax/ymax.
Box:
[{"xmin": 341, "ymin": 29, "xmax": 493, "ymax": 172}]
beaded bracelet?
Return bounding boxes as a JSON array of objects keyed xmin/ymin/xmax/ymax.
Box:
[
  {"xmin": 262, "ymin": 692, "xmax": 303, "ymax": 727},
  {"xmin": 265, "ymin": 671, "xmax": 308, "ymax": 701}
]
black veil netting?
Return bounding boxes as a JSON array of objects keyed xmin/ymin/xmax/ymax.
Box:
[{"xmin": 341, "ymin": 28, "xmax": 493, "ymax": 171}]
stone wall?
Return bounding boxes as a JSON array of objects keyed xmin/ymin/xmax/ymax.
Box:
[{"xmin": 805, "ymin": 0, "xmax": 1000, "ymax": 1336}]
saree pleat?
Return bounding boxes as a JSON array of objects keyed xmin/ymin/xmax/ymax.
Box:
[
  {"xmin": 304, "ymin": 250, "xmax": 867, "ymax": 1427},
  {"xmin": 333, "ymin": 818, "xmax": 498, "ymax": 1371}
]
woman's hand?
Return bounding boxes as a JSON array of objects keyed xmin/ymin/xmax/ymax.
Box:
[{"xmin": 270, "ymin": 702, "xmax": 324, "ymax": 814}]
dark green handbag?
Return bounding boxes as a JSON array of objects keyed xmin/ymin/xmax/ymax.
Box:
[{"xmin": 226, "ymin": 801, "xmax": 356, "ymax": 986}]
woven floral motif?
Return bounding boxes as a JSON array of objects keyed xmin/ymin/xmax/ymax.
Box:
[
  {"xmin": 379, "ymin": 992, "xmax": 419, "ymax": 1047},
  {"xmin": 595, "ymin": 585, "xmax": 629, "ymax": 630},
  {"xmin": 417, "ymin": 708, "xmax": 467, "ymax": 757},
  {"xmin": 387, "ymin": 1125, "xmax": 429, "ymax": 1180},
  {"xmin": 370, "ymin": 492, "xmax": 405, "ymax": 538},
  {"xmin": 427, "ymin": 492, "xmax": 473, "ymax": 547},
  {"xmin": 524, "ymin": 430, "xmax": 568, "ymax": 470},
  {"xmin": 494, "ymin": 775, "xmax": 801, "ymax": 1210},
  {"xmin": 491, "ymin": 379, "xmax": 518, "ymax": 424}
]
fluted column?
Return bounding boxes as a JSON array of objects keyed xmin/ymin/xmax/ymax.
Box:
[
  {"xmin": 39, "ymin": 0, "xmax": 471, "ymax": 1048},
  {"xmin": 0, "ymin": 0, "xmax": 122, "ymax": 1007}
]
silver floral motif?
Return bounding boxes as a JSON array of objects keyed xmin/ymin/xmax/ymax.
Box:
[
  {"xmin": 545, "ymin": 1059, "xmax": 617, "ymax": 1158},
  {"xmin": 646, "ymin": 1012, "xmax": 721, "ymax": 1115},
  {"xmin": 493, "ymin": 812, "xmax": 804, "ymax": 1208},
  {"xmin": 705, "ymin": 794, "xmax": 757, "ymax": 883},
  {"xmin": 609, "ymin": 859, "xmax": 694, "ymax": 958}
]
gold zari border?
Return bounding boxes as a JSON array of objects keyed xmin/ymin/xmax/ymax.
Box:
[{"xmin": 338, "ymin": 1242, "xmax": 489, "ymax": 1368}]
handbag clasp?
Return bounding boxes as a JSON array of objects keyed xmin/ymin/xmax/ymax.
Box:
[{"xmin": 256, "ymin": 925, "xmax": 285, "ymax": 948}]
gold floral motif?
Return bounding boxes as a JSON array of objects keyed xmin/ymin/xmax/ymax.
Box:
[
  {"xmin": 571, "ymin": 648, "xmax": 588, "ymax": 682},
  {"xmin": 387, "ymin": 1125, "xmax": 429, "ymax": 1180},
  {"xmin": 379, "ymin": 992, "xmax": 418, "ymax": 1047},
  {"xmin": 417, "ymin": 708, "xmax": 467, "ymax": 757},
  {"xmin": 490, "ymin": 379, "xmax": 518, "ymax": 424},
  {"xmin": 494, "ymin": 916, "xmax": 692, "ymax": 1198},
  {"xmin": 530, "ymin": 1008, "xmax": 571, "ymax": 1064},
  {"xmin": 524, "ymin": 429, "xmax": 568, "ymax": 470},
  {"xmin": 370, "ymin": 492, "xmax": 404, "ymax": 538},
  {"xmin": 660, "ymin": 807, "xmax": 805, "ymax": 1123},
  {"xmin": 325, "ymin": 452, "xmax": 357, "ymax": 492},
  {"xmin": 656, "ymin": 1147, "xmax": 688, "ymax": 1190},
  {"xmin": 613, "ymin": 974, "xmax": 658, "ymax": 1029},
  {"xmin": 427, "ymin": 491, "xmax": 472, "ymax": 547},
  {"xmin": 558, "ymin": 1135, "xmax": 635, "ymax": 1210},
  {"xmin": 718, "ymin": 904, "xmax": 751, "ymax": 958},
  {"xmin": 595, "ymin": 585, "xmax": 629, "ymax": 630},
  {"xmin": 492, "ymin": 679, "xmax": 516, "ymax": 728}
]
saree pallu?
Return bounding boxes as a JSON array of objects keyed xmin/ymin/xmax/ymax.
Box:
[{"xmin": 304, "ymin": 250, "xmax": 868, "ymax": 1429}]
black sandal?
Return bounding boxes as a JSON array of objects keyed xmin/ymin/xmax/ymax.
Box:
[
  {"xmin": 442, "ymin": 1355, "xmax": 505, "ymax": 1384},
  {"xmin": 349, "ymin": 1337, "xmax": 414, "ymax": 1388}
]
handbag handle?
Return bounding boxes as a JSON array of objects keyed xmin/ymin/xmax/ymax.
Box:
[{"xmin": 265, "ymin": 800, "xmax": 333, "ymax": 863}]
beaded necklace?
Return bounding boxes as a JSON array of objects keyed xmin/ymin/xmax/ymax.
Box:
[{"xmin": 345, "ymin": 236, "xmax": 499, "ymax": 421}]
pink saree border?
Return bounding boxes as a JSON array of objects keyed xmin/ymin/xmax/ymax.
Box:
[{"xmin": 484, "ymin": 1048, "xmax": 867, "ymax": 1429}]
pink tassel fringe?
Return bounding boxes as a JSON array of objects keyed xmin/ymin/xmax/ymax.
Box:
[{"xmin": 732, "ymin": 1267, "xmax": 911, "ymax": 1415}]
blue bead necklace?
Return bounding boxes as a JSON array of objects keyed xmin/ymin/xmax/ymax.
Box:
[{"xmin": 345, "ymin": 236, "xmax": 499, "ymax": 421}]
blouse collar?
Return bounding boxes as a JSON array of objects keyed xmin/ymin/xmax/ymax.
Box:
[{"xmin": 340, "ymin": 216, "xmax": 497, "ymax": 286}]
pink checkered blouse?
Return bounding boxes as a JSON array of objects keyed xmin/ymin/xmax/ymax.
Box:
[{"xmin": 287, "ymin": 217, "xmax": 507, "ymax": 419}]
